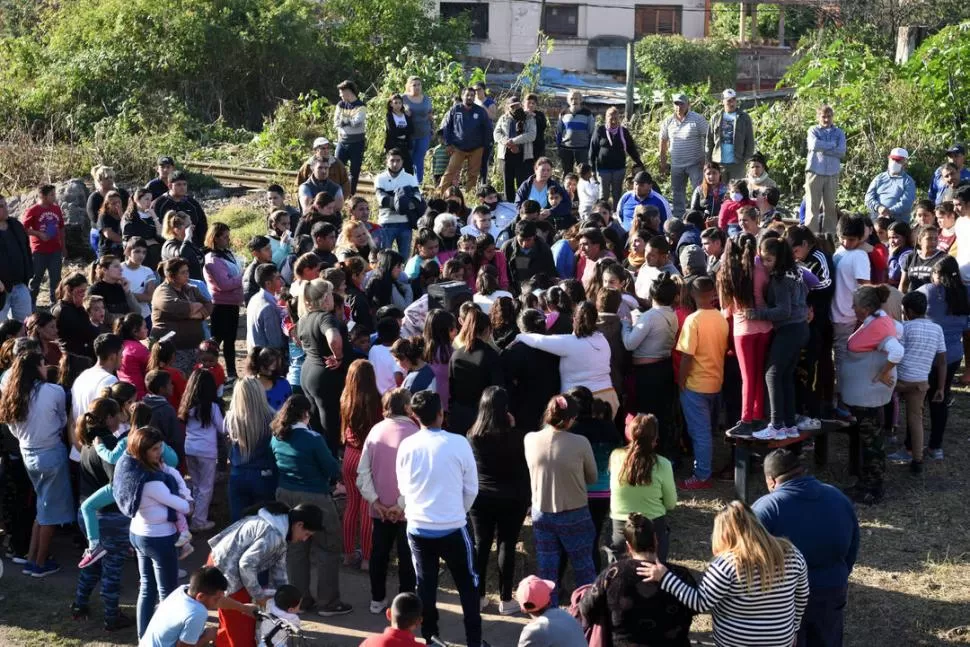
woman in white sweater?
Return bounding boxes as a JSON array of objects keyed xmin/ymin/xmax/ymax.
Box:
[
  {"xmin": 117, "ymin": 426, "xmax": 191, "ymax": 637},
  {"xmin": 514, "ymin": 301, "xmax": 618, "ymax": 416}
]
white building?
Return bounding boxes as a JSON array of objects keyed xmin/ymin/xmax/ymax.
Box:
[{"xmin": 438, "ymin": 0, "xmax": 708, "ymax": 73}]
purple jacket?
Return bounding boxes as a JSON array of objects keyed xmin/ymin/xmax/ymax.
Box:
[{"xmin": 204, "ymin": 250, "xmax": 244, "ymax": 306}]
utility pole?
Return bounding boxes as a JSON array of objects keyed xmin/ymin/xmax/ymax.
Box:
[{"xmin": 625, "ymin": 41, "xmax": 635, "ymax": 120}]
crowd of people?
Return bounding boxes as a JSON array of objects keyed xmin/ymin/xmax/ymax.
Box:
[{"xmin": 3, "ymin": 77, "xmax": 970, "ymax": 647}]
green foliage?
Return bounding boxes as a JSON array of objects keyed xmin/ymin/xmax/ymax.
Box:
[
  {"xmin": 248, "ymin": 93, "xmax": 334, "ymax": 171},
  {"xmin": 710, "ymin": 5, "xmax": 818, "ymax": 46},
  {"xmin": 210, "ymin": 204, "xmax": 268, "ymax": 255},
  {"xmin": 635, "ymin": 36, "xmax": 737, "ymax": 91}
]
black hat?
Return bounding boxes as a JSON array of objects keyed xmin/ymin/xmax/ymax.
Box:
[
  {"xmin": 764, "ymin": 449, "xmax": 804, "ymax": 479},
  {"xmin": 947, "ymin": 143, "xmax": 966, "ymax": 156},
  {"xmin": 157, "ymin": 156, "xmax": 175, "ymax": 166}
]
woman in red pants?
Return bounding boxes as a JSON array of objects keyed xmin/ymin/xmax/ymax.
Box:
[{"xmin": 339, "ymin": 360, "xmax": 383, "ymax": 569}]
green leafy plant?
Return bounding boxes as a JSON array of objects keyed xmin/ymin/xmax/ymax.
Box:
[{"xmin": 635, "ymin": 36, "xmax": 737, "ymax": 91}]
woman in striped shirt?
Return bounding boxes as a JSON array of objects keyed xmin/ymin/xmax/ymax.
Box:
[{"xmin": 640, "ymin": 500, "xmax": 809, "ymax": 647}]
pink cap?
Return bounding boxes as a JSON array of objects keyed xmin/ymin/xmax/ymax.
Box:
[{"xmin": 514, "ymin": 575, "xmax": 556, "ymax": 612}]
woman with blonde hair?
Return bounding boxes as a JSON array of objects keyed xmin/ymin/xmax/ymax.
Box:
[
  {"xmin": 641, "ymin": 500, "xmax": 809, "ymax": 647},
  {"xmin": 298, "ymin": 278, "xmax": 349, "ymax": 454},
  {"xmin": 160, "ymin": 211, "xmax": 204, "ymax": 280},
  {"xmin": 87, "ymin": 165, "xmax": 130, "ymax": 256},
  {"xmin": 225, "ymin": 376, "xmax": 277, "ymax": 521},
  {"xmin": 336, "ymin": 218, "xmax": 374, "ymax": 262}
]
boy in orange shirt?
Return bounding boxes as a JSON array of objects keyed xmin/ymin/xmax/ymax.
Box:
[{"xmin": 676, "ymin": 276, "xmax": 729, "ymax": 490}]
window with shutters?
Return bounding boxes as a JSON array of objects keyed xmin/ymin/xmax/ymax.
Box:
[
  {"xmin": 542, "ymin": 5, "xmax": 579, "ymax": 37},
  {"xmin": 635, "ymin": 5, "xmax": 682, "ymax": 36},
  {"xmin": 440, "ymin": 3, "xmax": 489, "ymax": 39}
]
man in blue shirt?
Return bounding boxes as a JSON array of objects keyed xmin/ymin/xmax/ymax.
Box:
[
  {"xmin": 752, "ymin": 450, "xmax": 859, "ymax": 647},
  {"xmin": 437, "ymin": 87, "xmax": 492, "ymax": 193},
  {"xmin": 864, "ymin": 147, "xmax": 916, "ymax": 222},
  {"xmin": 928, "ymin": 143, "xmax": 970, "ymax": 204},
  {"xmin": 615, "ymin": 170, "xmax": 671, "ymax": 231},
  {"xmin": 140, "ymin": 566, "xmax": 239, "ymax": 647}
]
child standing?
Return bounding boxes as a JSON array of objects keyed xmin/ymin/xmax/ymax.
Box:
[
  {"xmin": 889, "ymin": 291, "xmax": 946, "ymax": 473},
  {"xmin": 115, "ymin": 314, "xmax": 150, "ymax": 400},
  {"xmin": 577, "ymin": 163, "xmax": 600, "ymax": 219},
  {"xmin": 196, "ymin": 339, "xmax": 227, "ymax": 397},
  {"xmin": 84, "ymin": 295, "xmax": 108, "ymax": 334},
  {"xmin": 121, "ymin": 238, "xmax": 157, "ymax": 327},
  {"xmin": 178, "ymin": 369, "xmax": 224, "ymax": 532},
  {"xmin": 748, "ymin": 238, "xmax": 810, "ymax": 440},
  {"xmin": 676, "ymin": 276, "xmax": 729, "ymax": 490},
  {"xmin": 147, "ymin": 340, "xmax": 188, "ymax": 410},
  {"xmin": 403, "ymin": 228, "xmax": 441, "ymax": 280},
  {"xmin": 267, "ymin": 210, "xmax": 294, "ymax": 269},
  {"xmin": 831, "ymin": 216, "xmax": 871, "ymax": 417},
  {"xmin": 22, "ymin": 183, "xmax": 66, "ymax": 304},
  {"xmin": 390, "ymin": 337, "xmax": 436, "ymax": 392},
  {"xmin": 886, "ymin": 221, "xmax": 913, "ymax": 288}
]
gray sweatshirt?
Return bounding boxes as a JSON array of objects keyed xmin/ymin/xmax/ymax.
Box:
[{"xmin": 753, "ymin": 272, "xmax": 809, "ymax": 329}]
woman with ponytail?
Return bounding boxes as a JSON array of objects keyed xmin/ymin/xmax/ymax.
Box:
[
  {"xmin": 718, "ymin": 233, "xmax": 773, "ymax": 436},
  {"xmin": 115, "ymin": 313, "xmax": 150, "ymax": 399},
  {"xmin": 523, "ymin": 393, "xmax": 598, "ymax": 603},
  {"xmin": 608, "ymin": 414, "xmax": 676, "ymax": 562}
]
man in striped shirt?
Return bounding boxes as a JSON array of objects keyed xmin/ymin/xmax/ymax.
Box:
[{"xmin": 659, "ymin": 94, "xmax": 709, "ymax": 219}]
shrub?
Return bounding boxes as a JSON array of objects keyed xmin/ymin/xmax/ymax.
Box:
[{"xmin": 634, "ymin": 36, "xmax": 737, "ymax": 90}]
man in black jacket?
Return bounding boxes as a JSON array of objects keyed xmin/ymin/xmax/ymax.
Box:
[
  {"xmin": 0, "ymin": 195, "xmax": 34, "ymax": 320},
  {"xmin": 501, "ymin": 308, "xmax": 560, "ymax": 431},
  {"xmin": 500, "ymin": 220, "xmax": 556, "ymax": 295},
  {"xmin": 151, "ymin": 170, "xmax": 208, "ymax": 247}
]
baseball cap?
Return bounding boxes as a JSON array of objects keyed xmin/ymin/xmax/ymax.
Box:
[
  {"xmin": 157, "ymin": 156, "xmax": 174, "ymax": 166},
  {"xmin": 312, "ymin": 137, "xmax": 331, "ymax": 149},
  {"xmin": 722, "ymin": 88, "xmax": 737, "ymax": 100},
  {"xmin": 514, "ymin": 575, "xmax": 555, "ymax": 612},
  {"xmin": 889, "ymin": 147, "xmax": 910, "ymax": 161},
  {"xmin": 671, "ymin": 93, "xmax": 688, "ymax": 104},
  {"xmin": 947, "ymin": 143, "xmax": 966, "ymax": 156}
]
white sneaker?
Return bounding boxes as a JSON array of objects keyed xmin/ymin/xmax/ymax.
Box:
[
  {"xmin": 179, "ymin": 542, "xmax": 195, "ymax": 560},
  {"xmin": 369, "ymin": 599, "xmax": 387, "ymax": 614},
  {"xmin": 498, "ymin": 599, "xmax": 520, "ymax": 615},
  {"xmin": 753, "ymin": 424, "xmax": 784, "ymax": 440},
  {"xmin": 177, "ymin": 568, "xmax": 187, "ymax": 579},
  {"xmin": 785, "ymin": 426, "xmax": 802, "ymax": 439},
  {"xmin": 175, "ymin": 530, "xmax": 193, "ymax": 548},
  {"xmin": 796, "ymin": 416, "xmax": 822, "ymax": 431}
]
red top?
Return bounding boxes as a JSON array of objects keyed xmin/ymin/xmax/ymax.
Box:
[
  {"xmin": 868, "ymin": 242, "xmax": 889, "ymax": 284},
  {"xmin": 164, "ymin": 366, "xmax": 188, "ymax": 410},
  {"xmin": 195, "ymin": 362, "xmax": 226, "ymax": 391},
  {"xmin": 359, "ymin": 628, "xmax": 422, "ymax": 647},
  {"xmin": 22, "ymin": 203, "xmax": 65, "ymax": 253},
  {"xmin": 717, "ymin": 198, "xmax": 756, "ymax": 230}
]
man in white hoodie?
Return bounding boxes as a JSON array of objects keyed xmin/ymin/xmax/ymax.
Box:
[
  {"xmin": 375, "ymin": 148, "xmax": 421, "ymax": 255},
  {"xmin": 395, "ymin": 390, "xmax": 490, "ymax": 647}
]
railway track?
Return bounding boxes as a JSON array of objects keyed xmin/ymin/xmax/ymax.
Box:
[{"xmin": 183, "ymin": 160, "xmax": 374, "ymax": 196}]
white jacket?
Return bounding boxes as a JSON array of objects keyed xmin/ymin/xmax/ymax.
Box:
[
  {"xmin": 375, "ymin": 169, "xmax": 421, "ymax": 225},
  {"xmin": 396, "ymin": 427, "xmax": 478, "ymax": 532},
  {"xmin": 516, "ymin": 331, "xmax": 613, "ymax": 393}
]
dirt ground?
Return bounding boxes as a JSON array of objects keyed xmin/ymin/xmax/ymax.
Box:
[{"xmin": 2, "ymin": 257, "xmax": 969, "ymax": 646}]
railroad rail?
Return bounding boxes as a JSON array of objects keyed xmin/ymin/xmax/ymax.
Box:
[{"xmin": 183, "ymin": 160, "xmax": 374, "ymax": 196}]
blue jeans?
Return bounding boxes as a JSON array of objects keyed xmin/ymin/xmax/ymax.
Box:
[
  {"xmin": 381, "ymin": 223, "xmax": 413, "ymax": 256},
  {"xmin": 410, "ymin": 135, "xmax": 431, "ymax": 184},
  {"xmin": 0, "ymin": 283, "xmax": 32, "ymax": 321},
  {"xmin": 76, "ymin": 509, "xmax": 129, "ymax": 621},
  {"xmin": 130, "ymin": 531, "xmax": 178, "ymax": 638},
  {"xmin": 680, "ymin": 389, "xmax": 720, "ymax": 480},
  {"xmin": 228, "ymin": 467, "xmax": 278, "ymax": 522},
  {"xmin": 30, "ymin": 251, "xmax": 63, "ymax": 303},
  {"xmin": 336, "ymin": 140, "xmax": 365, "ymax": 194},
  {"xmin": 89, "ymin": 228, "xmax": 100, "ymax": 257}
]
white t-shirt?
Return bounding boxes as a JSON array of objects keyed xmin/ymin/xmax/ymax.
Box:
[
  {"xmin": 473, "ymin": 290, "xmax": 513, "ymax": 314},
  {"xmin": 954, "ymin": 216, "xmax": 970, "ymax": 283},
  {"xmin": 122, "ymin": 263, "xmax": 156, "ymax": 318},
  {"xmin": 70, "ymin": 366, "xmax": 119, "ymax": 461},
  {"xmin": 831, "ymin": 247, "xmax": 871, "ymax": 325},
  {"xmin": 184, "ymin": 403, "xmax": 225, "ymax": 460},
  {"xmin": 139, "ymin": 586, "xmax": 208, "ymax": 647},
  {"xmin": 368, "ymin": 343, "xmax": 403, "ymax": 393}
]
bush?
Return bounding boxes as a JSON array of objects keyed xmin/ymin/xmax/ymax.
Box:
[
  {"xmin": 634, "ymin": 36, "xmax": 737, "ymax": 90},
  {"xmin": 210, "ymin": 204, "xmax": 268, "ymax": 256}
]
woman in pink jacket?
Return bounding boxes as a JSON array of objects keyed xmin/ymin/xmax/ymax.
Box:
[
  {"xmin": 203, "ymin": 223, "xmax": 244, "ymax": 379},
  {"xmin": 354, "ymin": 387, "xmax": 419, "ymax": 614}
]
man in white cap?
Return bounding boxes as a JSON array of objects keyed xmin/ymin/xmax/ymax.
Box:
[
  {"xmin": 659, "ymin": 93, "xmax": 708, "ymax": 218},
  {"xmin": 295, "ymin": 136, "xmax": 352, "ymax": 198},
  {"xmin": 706, "ymin": 88, "xmax": 755, "ymax": 183},
  {"xmin": 864, "ymin": 147, "xmax": 916, "ymax": 222},
  {"xmin": 514, "ymin": 575, "xmax": 587, "ymax": 647}
]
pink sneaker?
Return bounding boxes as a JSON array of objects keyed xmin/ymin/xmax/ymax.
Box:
[
  {"xmin": 78, "ymin": 544, "xmax": 106, "ymax": 569},
  {"xmin": 677, "ymin": 476, "xmax": 713, "ymax": 490}
]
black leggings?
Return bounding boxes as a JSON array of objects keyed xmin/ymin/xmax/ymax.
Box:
[
  {"xmin": 300, "ymin": 361, "xmax": 345, "ymax": 456},
  {"xmin": 469, "ymin": 495, "xmax": 528, "ymax": 601},
  {"xmin": 927, "ymin": 360, "xmax": 960, "ymax": 450},
  {"xmin": 210, "ymin": 304, "xmax": 239, "ymax": 377}
]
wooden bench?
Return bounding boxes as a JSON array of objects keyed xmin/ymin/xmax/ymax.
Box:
[{"xmin": 726, "ymin": 420, "xmax": 860, "ymax": 503}]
